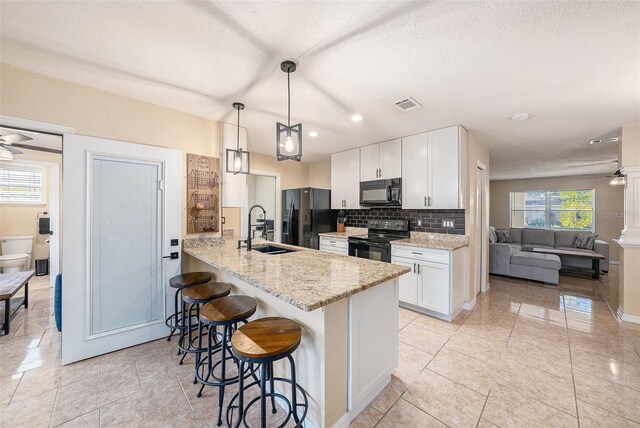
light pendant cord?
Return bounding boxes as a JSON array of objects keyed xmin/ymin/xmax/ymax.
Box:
[
  {"xmin": 236, "ymin": 106, "xmax": 241, "ymax": 150},
  {"xmin": 287, "ymin": 71, "xmax": 291, "ymax": 127}
]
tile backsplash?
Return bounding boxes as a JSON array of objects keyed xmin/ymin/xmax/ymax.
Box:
[{"xmin": 341, "ymin": 208, "xmax": 465, "ymax": 234}]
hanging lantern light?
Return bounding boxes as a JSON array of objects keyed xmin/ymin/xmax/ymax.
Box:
[
  {"xmin": 276, "ymin": 60, "xmax": 302, "ymax": 161},
  {"xmin": 225, "ymin": 102, "xmax": 250, "ymax": 175}
]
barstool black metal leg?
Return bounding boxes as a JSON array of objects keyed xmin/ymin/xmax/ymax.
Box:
[
  {"xmin": 234, "ymin": 361, "xmax": 245, "ymax": 428},
  {"xmin": 260, "ymin": 363, "xmax": 267, "ymax": 428},
  {"xmin": 216, "ymin": 324, "xmax": 229, "ymax": 426},
  {"xmin": 197, "ymin": 327, "xmax": 214, "ymax": 397},
  {"xmin": 167, "ymin": 288, "xmax": 180, "ymax": 341},
  {"xmin": 194, "ymin": 316, "xmax": 204, "ymax": 384},
  {"xmin": 179, "ymin": 303, "xmax": 196, "ymax": 365},
  {"xmin": 268, "ymin": 362, "xmax": 277, "ymax": 414},
  {"xmin": 288, "ymin": 355, "xmax": 300, "ymax": 424}
]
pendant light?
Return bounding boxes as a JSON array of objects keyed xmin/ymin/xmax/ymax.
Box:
[
  {"xmin": 276, "ymin": 60, "xmax": 302, "ymax": 161},
  {"xmin": 225, "ymin": 102, "xmax": 250, "ymax": 175}
]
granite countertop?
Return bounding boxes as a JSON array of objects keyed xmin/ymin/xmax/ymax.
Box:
[
  {"xmin": 392, "ymin": 232, "xmax": 470, "ymax": 251},
  {"xmin": 183, "ymin": 238, "xmax": 409, "ymax": 312},
  {"xmin": 318, "ymin": 227, "xmax": 367, "ymax": 239}
]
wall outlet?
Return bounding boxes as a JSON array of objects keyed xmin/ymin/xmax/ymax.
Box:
[
  {"xmin": 417, "ymin": 219, "xmax": 422, "ymax": 226},
  {"xmin": 443, "ymin": 219, "xmax": 454, "ymax": 228}
]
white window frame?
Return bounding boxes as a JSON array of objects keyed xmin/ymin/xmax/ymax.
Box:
[
  {"xmin": 509, "ymin": 189, "xmax": 595, "ymax": 232},
  {"xmin": 0, "ymin": 162, "xmax": 46, "ymax": 205}
]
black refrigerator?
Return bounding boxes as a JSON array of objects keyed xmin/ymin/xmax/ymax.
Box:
[{"xmin": 282, "ymin": 188, "xmax": 338, "ymax": 249}]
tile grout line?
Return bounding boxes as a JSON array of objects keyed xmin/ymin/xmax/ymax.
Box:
[
  {"xmin": 47, "ymin": 387, "xmax": 59, "ymax": 428},
  {"xmin": 176, "ymin": 374, "xmax": 194, "ymax": 412},
  {"xmin": 561, "ymin": 291, "xmax": 581, "ymax": 427},
  {"xmin": 6, "ymin": 371, "xmax": 24, "ymax": 406}
]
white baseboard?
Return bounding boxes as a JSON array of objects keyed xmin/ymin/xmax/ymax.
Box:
[
  {"xmin": 463, "ymin": 297, "xmax": 477, "ymax": 311},
  {"xmin": 619, "ymin": 309, "xmax": 640, "ymax": 324},
  {"xmin": 332, "ymin": 413, "xmax": 350, "ymax": 428}
]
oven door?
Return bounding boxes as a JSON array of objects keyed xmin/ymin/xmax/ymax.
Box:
[{"xmin": 348, "ymin": 238, "xmax": 391, "ymax": 262}]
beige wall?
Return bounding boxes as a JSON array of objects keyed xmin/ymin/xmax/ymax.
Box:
[
  {"xmin": 250, "ymin": 152, "xmax": 309, "ymax": 190},
  {"xmin": 490, "ymin": 175, "xmax": 624, "ymax": 262},
  {"xmin": 621, "ymin": 124, "xmax": 640, "ymax": 167},
  {"xmin": 308, "ymin": 158, "xmax": 331, "ymax": 189},
  {"xmin": 466, "ymin": 132, "xmax": 491, "ymax": 303},
  {"xmin": 0, "ymin": 63, "xmax": 220, "ymax": 238}
]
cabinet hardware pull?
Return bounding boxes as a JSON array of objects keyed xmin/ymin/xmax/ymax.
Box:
[
  {"xmin": 417, "ymin": 264, "xmax": 421, "ymax": 274},
  {"xmin": 379, "ymin": 168, "xmax": 382, "ymax": 177},
  {"xmin": 413, "ymin": 263, "xmax": 416, "ymax": 274},
  {"xmin": 411, "ymin": 252, "xmax": 422, "ymax": 255},
  {"xmin": 428, "ymin": 196, "xmax": 432, "ymax": 206},
  {"xmin": 424, "ymin": 196, "xmax": 427, "ymax": 207}
]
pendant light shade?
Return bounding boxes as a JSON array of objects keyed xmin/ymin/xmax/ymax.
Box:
[
  {"xmin": 226, "ymin": 102, "xmax": 250, "ymax": 175},
  {"xmin": 276, "ymin": 61, "xmax": 302, "ymax": 162}
]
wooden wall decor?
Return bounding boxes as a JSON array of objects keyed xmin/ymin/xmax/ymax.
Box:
[{"xmin": 187, "ymin": 153, "xmax": 220, "ymax": 233}]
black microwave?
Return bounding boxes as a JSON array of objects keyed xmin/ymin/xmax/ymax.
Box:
[{"xmin": 360, "ymin": 178, "xmax": 401, "ymax": 207}]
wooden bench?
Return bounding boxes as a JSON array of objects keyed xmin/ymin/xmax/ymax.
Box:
[{"xmin": 0, "ymin": 270, "xmax": 34, "ymax": 335}]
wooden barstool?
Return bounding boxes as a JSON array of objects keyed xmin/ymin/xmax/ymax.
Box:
[
  {"xmin": 179, "ymin": 282, "xmax": 233, "ymax": 371},
  {"xmin": 166, "ymin": 272, "xmax": 213, "ymax": 343},
  {"xmin": 227, "ymin": 317, "xmax": 309, "ymax": 428},
  {"xmin": 196, "ymin": 295, "xmax": 258, "ymax": 426}
]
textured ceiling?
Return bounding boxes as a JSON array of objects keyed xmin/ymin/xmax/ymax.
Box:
[{"xmin": 1, "ymin": 1, "xmax": 638, "ymax": 179}]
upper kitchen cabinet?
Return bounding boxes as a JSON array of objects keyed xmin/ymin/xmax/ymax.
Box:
[
  {"xmin": 360, "ymin": 139, "xmax": 402, "ymax": 181},
  {"xmin": 402, "ymin": 125, "xmax": 467, "ymax": 209},
  {"xmin": 331, "ymin": 148, "xmax": 360, "ymax": 209},
  {"xmin": 221, "ymin": 122, "xmax": 247, "ymax": 208}
]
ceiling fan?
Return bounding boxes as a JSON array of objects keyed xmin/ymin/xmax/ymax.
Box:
[{"xmin": 0, "ymin": 132, "xmax": 30, "ymax": 160}]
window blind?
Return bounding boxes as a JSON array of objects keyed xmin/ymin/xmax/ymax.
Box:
[{"xmin": 0, "ymin": 164, "xmax": 43, "ymax": 203}]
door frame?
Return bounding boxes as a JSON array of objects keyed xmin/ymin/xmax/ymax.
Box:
[
  {"xmin": 475, "ymin": 161, "xmax": 489, "ymax": 294},
  {"xmin": 242, "ymin": 169, "xmax": 281, "ymax": 243},
  {"xmin": 0, "ymin": 115, "xmax": 73, "ymax": 288}
]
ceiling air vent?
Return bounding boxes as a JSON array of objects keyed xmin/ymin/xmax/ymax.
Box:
[{"xmin": 395, "ymin": 97, "xmax": 422, "ymax": 112}]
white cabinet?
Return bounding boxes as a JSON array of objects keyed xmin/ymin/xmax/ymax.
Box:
[
  {"xmin": 360, "ymin": 139, "xmax": 401, "ymax": 182},
  {"xmin": 319, "ymin": 236, "xmax": 348, "ymax": 255},
  {"xmin": 391, "ymin": 244, "xmax": 467, "ymax": 321},
  {"xmin": 401, "ymin": 126, "xmax": 467, "ymax": 209},
  {"xmin": 331, "ymin": 149, "xmax": 360, "ymax": 209},
  {"xmin": 221, "ymin": 122, "xmax": 247, "ymax": 208}
]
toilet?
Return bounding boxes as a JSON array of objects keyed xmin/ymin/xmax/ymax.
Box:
[{"xmin": 0, "ymin": 236, "xmax": 33, "ymax": 273}]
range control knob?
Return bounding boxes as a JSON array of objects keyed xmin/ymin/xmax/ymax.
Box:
[{"xmin": 395, "ymin": 222, "xmax": 402, "ymax": 229}]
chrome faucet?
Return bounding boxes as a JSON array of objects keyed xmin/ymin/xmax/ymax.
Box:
[{"xmin": 238, "ymin": 204, "xmax": 267, "ymax": 251}]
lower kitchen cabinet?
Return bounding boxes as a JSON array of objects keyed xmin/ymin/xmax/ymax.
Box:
[
  {"xmin": 319, "ymin": 236, "xmax": 348, "ymax": 255},
  {"xmin": 391, "ymin": 244, "xmax": 467, "ymax": 321}
]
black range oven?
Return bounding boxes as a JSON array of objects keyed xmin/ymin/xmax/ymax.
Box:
[{"xmin": 348, "ymin": 219, "xmax": 409, "ymax": 263}]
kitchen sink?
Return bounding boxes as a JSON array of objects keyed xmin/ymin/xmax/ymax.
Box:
[{"xmin": 252, "ymin": 244, "xmax": 298, "ymax": 255}]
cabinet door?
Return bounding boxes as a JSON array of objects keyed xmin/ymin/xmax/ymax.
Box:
[
  {"xmin": 345, "ymin": 148, "xmax": 361, "ymax": 209},
  {"xmin": 428, "ymin": 126, "xmax": 460, "ymax": 209},
  {"xmin": 331, "ymin": 152, "xmax": 347, "ymax": 209},
  {"xmin": 394, "ymin": 258, "xmax": 418, "ymax": 305},
  {"xmin": 360, "ymin": 144, "xmax": 380, "ymax": 182},
  {"xmin": 401, "ymin": 133, "xmax": 429, "ymax": 209},
  {"xmin": 379, "ymin": 139, "xmax": 402, "ymax": 179},
  {"xmin": 417, "ymin": 261, "xmax": 450, "ymax": 315}
]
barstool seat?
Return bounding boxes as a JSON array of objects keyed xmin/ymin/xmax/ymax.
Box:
[
  {"xmin": 183, "ymin": 282, "xmax": 232, "ymax": 304},
  {"xmin": 170, "ymin": 272, "xmax": 213, "ymax": 288},
  {"xmin": 200, "ymin": 295, "xmax": 258, "ymax": 324},
  {"xmin": 231, "ymin": 317, "xmax": 301, "ymax": 362}
]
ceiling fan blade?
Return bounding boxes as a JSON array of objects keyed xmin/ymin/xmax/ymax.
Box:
[
  {"xmin": 11, "ymin": 143, "xmax": 61, "ymax": 154},
  {"xmin": 1, "ymin": 144, "xmax": 23, "ymax": 154},
  {"xmin": 0, "ymin": 133, "xmax": 33, "ymax": 144}
]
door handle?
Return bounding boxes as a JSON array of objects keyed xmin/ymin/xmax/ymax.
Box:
[{"xmin": 163, "ymin": 252, "xmax": 179, "ymax": 260}]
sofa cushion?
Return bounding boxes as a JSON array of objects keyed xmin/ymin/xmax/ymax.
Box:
[
  {"xmin": 521, "ymin": 244, "xmax": 553, "ymax": 252},
  {"xmin": 511, "ymin": 252, "xmax": 561, "ymax": 270},
  {"xmin": 522, "ymin": 229, "xmax": 555, "ymax": 247},
  {"xmin": 489, "ymin": 226, "xmax": 497, "ymax": 243},
  {"xmin": 555, "ymin": 231, "xmax": 582, "ymax": 248},
  {"xmin": 509, "ymin": 228, "xmax": 522, "ymax": 244}
]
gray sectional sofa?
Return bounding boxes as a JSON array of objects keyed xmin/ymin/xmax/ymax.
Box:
[{"xmin": 489, "ymin": 228, "xmax": 609, "ymax": 285}]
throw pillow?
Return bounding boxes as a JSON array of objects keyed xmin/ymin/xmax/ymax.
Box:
[
  {"xmin": 489, "ymin": 226, "xmax": 497, "ymax": 243},
  {"xmin": 496, "ymin": 230, "xmax": 512, "ymax": 243},
  {"xmin": 573, "ymin": 234, "xmax": 597, "ymax": 250}
]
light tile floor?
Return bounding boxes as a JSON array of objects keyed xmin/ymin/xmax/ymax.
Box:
[{"xmin": 1, "ymin": 269, "xmax": 640, "ymax": 427}]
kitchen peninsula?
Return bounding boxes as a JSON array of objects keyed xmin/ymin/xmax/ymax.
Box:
[{"xmin": 183, "ymin": 238, "xmax": 410, "ymax": 428}]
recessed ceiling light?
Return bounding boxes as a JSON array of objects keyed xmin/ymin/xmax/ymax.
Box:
[
  {"xmin": 510, "ymin": 113, "xmax": 530, "ymax": 121},
  {"xmin": 351, "ymin": 114, "xmax": 363, "ymax": 122},
  {"xmin": 308, "ymin": 130, "xmax": 319, "ymax": 137}
]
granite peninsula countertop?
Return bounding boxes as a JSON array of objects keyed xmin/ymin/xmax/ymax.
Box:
[
  {"xmin": 183, "ymin": 238, "xmax": 410, "ymax": 312},
  {"xmin": 392, "ymin": 232, "xmax": 469, "ymax": 251},
  {"xmin": 318, "ymin": 227, "xmax": 368, "ymax": 239}
]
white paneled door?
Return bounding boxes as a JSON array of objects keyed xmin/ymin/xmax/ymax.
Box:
[{"xmin": 61, "ymin": 134, "xmax": 181, "ymax": 364}]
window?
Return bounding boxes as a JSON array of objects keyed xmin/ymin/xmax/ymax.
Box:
[
  {"xmin": 510, "ymin": 189, "xmax": 594, "ymax": 231},
  {"xmin": 0, "ymin": 163, "xmax": 44, "ymax": 204}
]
